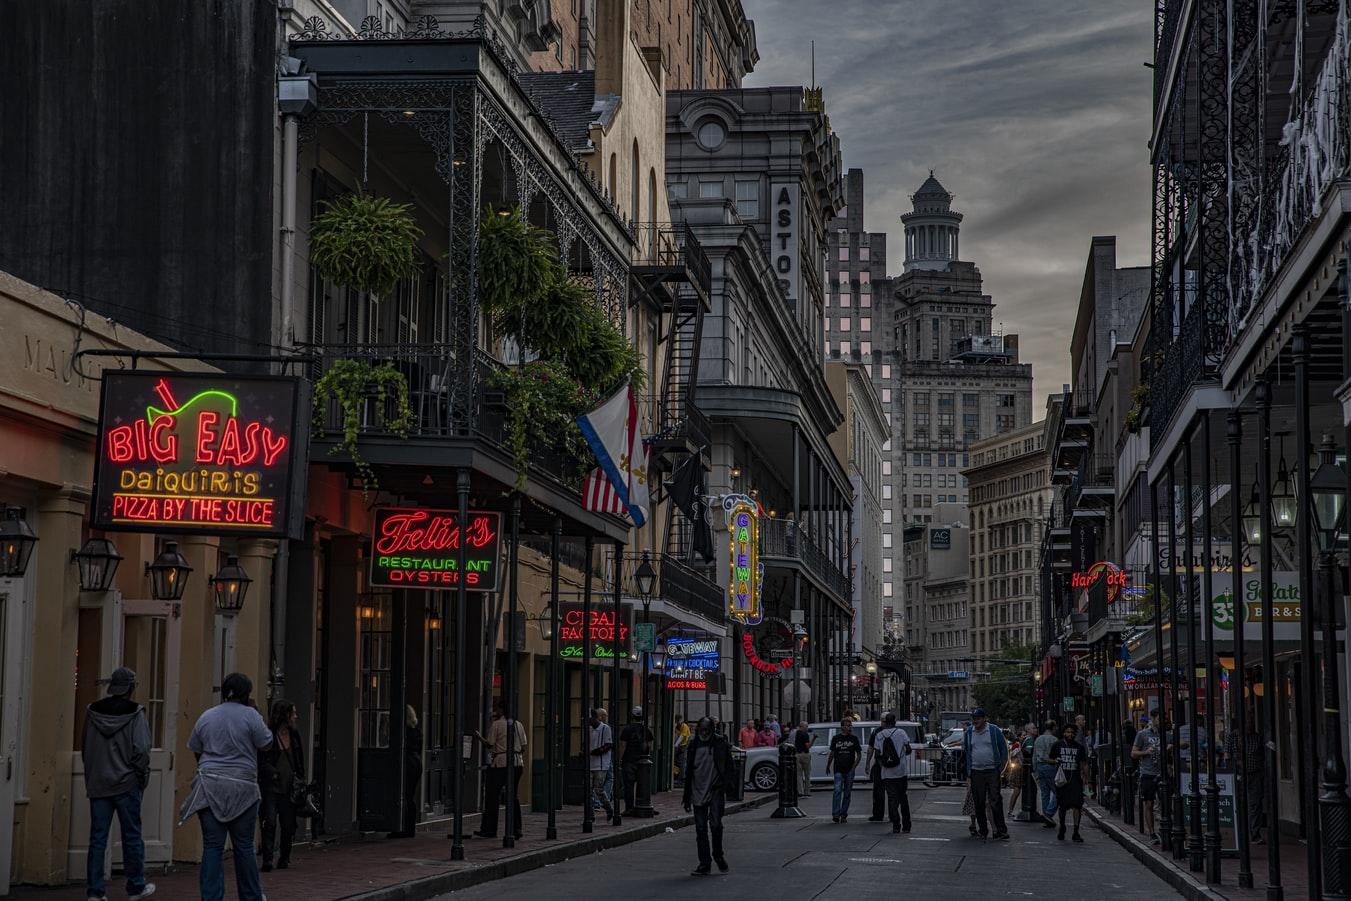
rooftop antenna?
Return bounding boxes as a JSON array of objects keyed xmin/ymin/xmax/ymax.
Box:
[{"xmin": 811, "ymin": 40, "xmax": 816, "ymax": 89}]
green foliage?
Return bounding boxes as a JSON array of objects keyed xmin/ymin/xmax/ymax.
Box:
[
  {"xmin": 313, "ymin": 359, "xmax": 413, "ymax": 494},
  {"xmin": 310, "ymin": 195, "xmax": 423, "ymax": 295},
  {"xmin": 477, "ymin": 206, "xmax": 560, "ymax": 317},
  {"xmin": 1125, "ymin": 381, "xmax": 1149, "ymax": 433},
  {"xmin": 487, "ymin": 361, "xmax": 600, "ymax": 491},
  {"xmin": 970, "ymin": 642, "xmax": 1039, "ymax": 729}
]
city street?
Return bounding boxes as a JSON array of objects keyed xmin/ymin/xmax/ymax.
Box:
[{"xmin": 442, "ymin": 786, "xmax": 1182, "ymax": 900}]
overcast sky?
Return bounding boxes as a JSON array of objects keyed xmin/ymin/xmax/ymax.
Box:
[{"xmin": 746, "ymin": 0, "xmax": 1154, "ymax": 411}]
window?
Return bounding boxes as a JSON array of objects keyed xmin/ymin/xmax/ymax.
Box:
[
  {"xmin": 669, "ymin": 180, "xmax": 688, "ymax": 201},
  {"xmin": 861, "ymin": 317, "xmax": 872, "ymax": 332},
  {"xmin": 698, "ymin": 179, "xmax": 722, "ymax": 199},
  {"xmin": 882, "ymin": 388, "xmax": 892, "ymax": 403},
  {"xmin": 882, "ymin": 484, "xmax": 892, "ymax": 499},
  {"xmin": 861, "ymin": 341, "xmax": 871, "ymax": 356},
  {"xmin": 883, "ymin": 509, "xmax": 892, "ymax": 524},
  {"xmin": 839, "ymin": 246, "xmax": 849, "ymax": 261},
  {"xmin": 883, "ymin": 582, "xmax": 893, "ymax": 598},
  {"xmin": 735, "ymin": 180, "xmax": 759, "ymax": 218},
  {"xmin": 838, "ymin": 317, "xmax": 850, "ymax": 331},
  {"xmin": 862, "ymin": 293, "xmax": 871, "ymax": 307},
  {"xmin": 997, "ymin": 394, "xmax": 1016, "ymax": 408},
  {"xmin": 883, "ymin": 558, "xmax": 893, "ymax": 573},
  {"xmin": 882, "ymin": 364, "xmax": 892, "ymax": 379},
  {"xmin": 964, "ymin": 392, "xmax": 979, "ymax": 408},
  {"xmin": 696, "ymin": 119, "xmax": 726, "ymax": 150},
  {"xmin": 860, "ymin": 246, "xmax": 871, "ymax": 261},
  {"xmin": 997, "ymin": 414, "xmax": 1015, "ymax": 433}
]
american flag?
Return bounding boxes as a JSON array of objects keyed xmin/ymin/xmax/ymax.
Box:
[{"xmin": 583, "ymin": 466, "xmax": 628, "ymax": 517}]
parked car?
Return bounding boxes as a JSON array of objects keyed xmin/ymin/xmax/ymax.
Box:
[{"xmin": 741, "ymin": 720, "xmax": 930, "ymax": 791}]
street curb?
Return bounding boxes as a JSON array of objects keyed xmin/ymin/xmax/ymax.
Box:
[
  {"xmin": 1084, "ymin": 805, "xmax": 1229, "ymax": 901},
  {"xmin": 341, "ymin": 794, "xmax": 777, "ymax": 901}
]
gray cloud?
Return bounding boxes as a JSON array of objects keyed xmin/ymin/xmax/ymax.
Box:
[{"xmin": 747, "ymin": 0, "xmax": 1153, "ymax": 411}]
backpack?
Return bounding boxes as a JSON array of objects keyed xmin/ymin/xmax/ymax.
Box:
[{"xmin": 879, "ymin": 729, "xmax": 902, "ymax": 768}]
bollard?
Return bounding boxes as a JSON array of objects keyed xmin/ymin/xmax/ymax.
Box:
[{"xmin": 770, "ymin": 742, "xmax": 804, "ymax": 818}]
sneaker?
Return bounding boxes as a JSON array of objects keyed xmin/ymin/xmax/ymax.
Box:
[
  {"xmin": 1150, "ymin": 832, "xmax": 1161, "ymax": 845},
  {"xmin": 690, "ymin": 865, "xmax": 711, "ymax": 876},
  {"xmin": 1057, "ymin": 826, "xmax": 1066, "ymax": 841},
  {"xmin": 993, "ymin": 832, "xmax": 1010, "ymax": 841},
  {"xmin": 1072, "ymin": 831, "xmax": 1084, "ymax": 843},
  {"xmin": 128, "ymin": 886, "xmax": 157, "ymax": 900},
  {"xmin": 715, "ymin": 856, "xmax": 729, "ymax": 873},
  {"xmin": 840, "ymin": 816, "xmax": 848, "ymax": 824},
  {"xmin": 832, "ymin": 816, "xmax": 840, "ymax": 823}
]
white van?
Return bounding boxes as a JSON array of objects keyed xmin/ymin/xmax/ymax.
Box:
[{"xmin": 741, "ymin": 719, "xmax": 929, "ymax": 791}]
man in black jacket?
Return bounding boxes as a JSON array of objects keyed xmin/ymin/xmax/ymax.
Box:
[{"xmin": 682, "ymin": 716, "xmax": 735, "ymax": 876}]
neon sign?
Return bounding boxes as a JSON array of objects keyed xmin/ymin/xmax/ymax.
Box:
[
  {"xmin": 558, "ymin": 603, "xmax": 633, "ymax": 660},
  {"xmin": 1071, "ymin": 561, "xmax": 1128, "ymax": 602},
  {"xmin": 92, "ymin": 373, "xmax": 306, "ymax": 537},
  {"xmin": 369, "ymin": 507, "xmax": 503, "ymax": 591},
  {"xmin": 724, "ymin": 494, "xmax": 763, "ymax": 624},
  {"xmin": 665, "ymin": 676, "xmax": 709, "ymax": 691},
  {"xmin": 741, "ymin": 633, "xmax": 793, "ymax": 675},
  {"xmin": 662, "ymin": 636, "xmax": 720, "ymax": 673}
]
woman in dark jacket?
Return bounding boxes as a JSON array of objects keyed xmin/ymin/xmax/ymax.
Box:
[
  {"xmin": 390, "ymin": 705, "xmax": 424, "ymax": 838},
  {"xmin": 259, "ymin": 700, "xmax": 305, "ymax": 870}
]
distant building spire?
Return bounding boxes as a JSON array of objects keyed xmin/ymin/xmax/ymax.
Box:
[{"xmin": 900, "ymin": 172, "xmax": 964, "ymax": 273}]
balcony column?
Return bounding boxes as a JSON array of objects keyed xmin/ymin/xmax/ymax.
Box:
[
  {"xmin": 1183, "ymin": 427, "xmax": 1203, "ymax": 873},
  {"xmin": 1256, "ymin": 378, "xmax": 1284, "ymax": 897},
  {"xmin": 1166, "ymin": 460, "xmax": 1187, "ymax": 858}
]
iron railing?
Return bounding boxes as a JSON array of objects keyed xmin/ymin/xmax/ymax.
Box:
[
  {"xmin": 758, "ymin": 518, "xmax": 851, "ymax": 600},
  {"xmin": 633, "ymin": 393, "xmax": 711, "ymax": 456},
  {"xmin": 630, "ymin": 222, "xmax": 712, "ymax": 300},
  {"xmin": 600, "ymin": 551, "xmax": 724, "ymax": 625}
]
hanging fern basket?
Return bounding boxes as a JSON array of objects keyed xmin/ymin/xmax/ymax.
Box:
[{"xmin": 310, "ymin": 194, "xmax": 423, "ymax": 295}]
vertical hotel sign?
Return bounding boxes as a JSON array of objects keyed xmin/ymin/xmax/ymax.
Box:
[
  {"xmin": 92, "ymin": 372, "xmax": 307, "ymax": 538},
  {"xmin": 725, "ymin": 494, "xmax": 763, "ymax": 624}
]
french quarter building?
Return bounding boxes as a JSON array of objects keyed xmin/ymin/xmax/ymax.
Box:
[{"xmin": 665, "ymin": 84, "xmax": 856, "ymax": 728}]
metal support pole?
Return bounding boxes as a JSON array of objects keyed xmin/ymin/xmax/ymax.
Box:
[
  {"xmin": 1151, "ymin": 477, "xmax": 1174, "ymax": 853},
  {"xmin": 451, "ymin": 468, "xmax": 470, "ymax": 860},
  {"xmin": 1294, "ymin": 323, "xmax": 1323, "ymax": 894},
  {"xmin": 546, "ymin": 517, "xmax": 561, "ymax": 840},
  {"xmin": 1258, "ymin": 379, "xmax": 1284, "ymax": 900},
  {"xmin": 1183, "ymin": 434, "xmax": 1204, "ymax": 872},
  {"xmin": 1167, "ymin": 462, "xmax": 1187, "ymax": 858},
  {"xmin": 1201, "ymin": 416, "xmax": 1221, "ymax": 883},
  {"xmin": 503, "ymin": 496, "xmax": 521, "ymax": 849},
  {"xmin": 792, "ymin": 426, "xmax": 802, "ymax": 726},
  {"xmin": 634, "ymin": 594, "xmax": 655, "ymax": 818},
  {"xmin": 1229, "ymin": 412, "xmax": 1254, "ymax": 889},
  {"xmin": 582, "ymin": 534, "xmax": 594, "ymax": 834},
  {"xmin": 611, "ymin": 542, "xmax": 624, "ymax": 827}
]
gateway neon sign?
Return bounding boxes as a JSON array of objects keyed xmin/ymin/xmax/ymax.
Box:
[{"xmin": 725, "ymin": 494, "xmax": 764, "ymax": 624}]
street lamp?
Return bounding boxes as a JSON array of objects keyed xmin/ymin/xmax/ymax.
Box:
[
  {"xmin": 209, "ymin": 555, "xmax": 252, "ymax": 616},
  {"xmin": 1308, "ymin": 434, "xmax": 1346, "ymax": 551},
  {"xmin": 71, "ymin": 537, "xmax": 122, "ymax": 592},
  {"xmin": 634, "ymin": 552, "xmax": 657, "ymax": 818},
  {"xmin": 1272, "ymin": 434, "xmax": 1298, "ymax": 530},
  {"xmin": 146, "ymin": 541, "xmax": 192, "ymax": 601},
  {"xmin": 1241, "ymin": 473, "xmax": 1264, "ymax": 546},
  {"xmin": 534, "ymin": 603, "xmax": 555, "ymax": 640},
  {"xmin": 0, "ymin": 506, "xmax": 38, "ymax": 578}
]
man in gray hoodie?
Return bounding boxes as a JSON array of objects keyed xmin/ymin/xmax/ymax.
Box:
[{"xmin": 82, "ymin": 666, "xmax": 155, "ymax": 900}]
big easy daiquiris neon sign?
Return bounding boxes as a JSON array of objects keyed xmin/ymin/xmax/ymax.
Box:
[{"xmin": 92, "ymin": 372, "xmax": 307, "ymax": 538}]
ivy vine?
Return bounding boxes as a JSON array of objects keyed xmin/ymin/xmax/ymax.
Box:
[
  {"xmin": 313, "ymin": 359, "xmax": 413, "ymax": 494},
  {"xmin": 487, "ymin": 360, "xmax": 599, "ymax": 491}
]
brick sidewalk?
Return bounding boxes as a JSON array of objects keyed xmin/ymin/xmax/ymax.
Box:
[{"xmin": 13, "ymin": 790, "xmax": 774, "ymax": 901}]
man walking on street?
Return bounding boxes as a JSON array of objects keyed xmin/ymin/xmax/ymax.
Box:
[
  {"xmin": 673, "ymin": 713, "xmax": 690, "ymax": 787},
  {"xmin": 1033, "ymin": 719, "xmax": 1060, "ymax": 828},
  {"xmin": 683, "ymin": 716, "xmax": 734, "ymax": 876},
  {"xmin": 826, "ymin": 717, "xmax": 863, "ymax": 822},
  {"xmin": 618, "ymin": 706, "xmax": 653, "ymax": 815},
  {"xmin": 1132, "ymin": 711, "xmax": 1163, "ymax": 844},
  {"xmin": 867, "ymin": 712, "xmax": 913, "ymax": 833},
  {"xmin": 963, "ymin": 707, "xmax": 1010, "ymax": 840},
  {"xmin": 588, "ymin": 707, "xmax": 615, "ymax": 823},
  {"xmin": 83, "ymin": 666, "xmax": 156, "ymax": 901},
  {"xmin": 474, "ymin": 701, "xmax": 526, "ymax": 839},
  {"xmin": 792, "ymin": 721, "xmax": 814, "ymax": 797}
]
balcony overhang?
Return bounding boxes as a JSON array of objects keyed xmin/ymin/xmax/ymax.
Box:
[{"xmin": 1051, "ymin": 467, "xmax": 1075, "ymax": 485}]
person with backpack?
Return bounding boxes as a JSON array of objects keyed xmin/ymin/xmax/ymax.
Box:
[
  {"xmin": 825, "ymin": 717, "xmax": 863, "ymax": 822},
  {"xmin": 866, "ymin": 712, "xmax": 913, "ymax": 833},
  {"xmin": 962, "ymin": 707, "xmax": 1010, "ymax": 840}
]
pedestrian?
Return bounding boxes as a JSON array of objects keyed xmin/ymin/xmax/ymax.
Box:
[
  {"xmin": 962, "ymin": 707, "xmax": 1009, "ymax": 840},
  {"xmin": 588, "ymin": 707, "xmax": 616, "ymax": 823},
  {"xmin": 83, "ymin": 666, "xmax": 156, "ymax": 901},
  {"xmin": 179, "ymin": 672, "xmax": 273, "ymax": 901},
  {"xmin": 682, "ymin": 716, "xmax": 734, "ymax": 876},
  {"xmin": 1049, "ymin": 721, "xmax": 1089, "ymax": 842},
  {"xmin": 1033, "ymin": 719, "xmax": 1060, "ymax": 828},
  {"xmin": 792, "ymin": 721, "xmax": 814, "ymax": 796},
  {"xmin": 673, "ymin": 713, "xmax": 691, "ymax": 786},
  {"xmin": 756, "ymin": 720, "xmax": 777, "ymax": 747},
  {"xmin": 259, "ymin": 699, "xmax": 304, "ymax": 871},
  {"xmin": 391, "ymin": 705, "xmax": 423, "ymax": 838},
  {"xmin": 826, "ymin": 717, "xmax": 863, "ymax": 823},
  {"xmin": 867, "ymin": 712, "xmax": 913, "ymax": 833},
  {"xmin": 1007, "ymin": 725, "xmax": 1031, "ymax": 814},
  {"xmin": 1131, "ymin": 711, "xmax": 1163, "ymax": 844},
  {"xmin": 1178, "ymin": 713, "xmax": 1210, "ymax": 769},
  {"xmin": 738, "ymin": 719, "xmax": 758, "ymax": 749},
  {"xmin": 766, "ymin": 715, "xmax": 782, "ymax": 740},
  {"xmin": 867, "ymin": 748, "xmax": 886, "ymax": 822},
  {"xmin": 1226, "ymin": 716, "xmax": 1265, "ymax": 844},
  {"xmin": 473, "ymin": 700, "xmax": 526, "ymax": 839},
  {"xmin": 1075, "ymin": 714, "xmax": 1097, "ymax": 797},
  {"xmin": 618, "ymin": 706, "xmax": 654, "ymax": 814}
]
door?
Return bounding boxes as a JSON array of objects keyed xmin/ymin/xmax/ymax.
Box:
[{"xmin": 0, "ymin": 583, "xmax": 27, "ymax": 895}]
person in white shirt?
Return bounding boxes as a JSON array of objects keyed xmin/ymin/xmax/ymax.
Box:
[
  {"xmin": 866, "ymin": 712, "xmax": 913, "ymax": 833},
  {"xmin": 588, "ymin": 707, "xmax": 615, "ymax": 823}
]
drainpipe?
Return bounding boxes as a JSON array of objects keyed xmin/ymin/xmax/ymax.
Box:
[{"xmin": 278, "ymin": 63, "xmax": 318, "ymax": 348}]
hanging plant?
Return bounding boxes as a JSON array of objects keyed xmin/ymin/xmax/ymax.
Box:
[
  {"xmin": 487, "ymin": 360, "xmax": 598, "ymax": 491},
  {"xmin": 310, "ymin": 194, "xmax": 423, "ymax": 295},
  {"xmin": 477, "ymin": 206, "xmax": 560, "ymax": 317},
  {"xmin": 313, "ymin": 358, "xmax": 414, "ymax": 494}
]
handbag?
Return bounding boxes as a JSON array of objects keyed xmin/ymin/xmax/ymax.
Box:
[
  {"xmin": 1054, "ymin": 766, "xmax": 1069, "ymax": 788},
  {"xmin": 291, "ymin": 781, "xmax": 322, "ymax": 819}
]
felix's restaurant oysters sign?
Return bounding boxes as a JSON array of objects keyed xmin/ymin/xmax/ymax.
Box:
[
  {"xmin": 369, "ymin": 507, "xmax": 503, "ymax": 591},
  {"xmin": 92, "ymin": 372, "xmax": 307, "ymax": 537}
]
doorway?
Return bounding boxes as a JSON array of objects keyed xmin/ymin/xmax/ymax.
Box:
[{"xmin": 0, "ymin": 582, "xmax": 28, "ymax": 895}]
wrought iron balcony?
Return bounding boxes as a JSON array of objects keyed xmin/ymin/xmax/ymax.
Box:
[
  {"xmin": 759, "ymin": 518, "xmax": 851, "ymax": 601},
  {"xmin": 634, "ymin": 393, "xmax": 711, "ymax": 466},
  {"xmin": 600, "ymin": 551, "xmax": 724, "ymax": 626},
  {"xmin": 631, "ymin": 222, "xmax": 712, "ymax": 307}
]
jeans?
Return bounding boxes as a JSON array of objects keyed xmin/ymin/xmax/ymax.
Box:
[
  {"xmin": 674, "ymin": 746, "xmax": 687, "ymax": 785},
  {"xmin": 199, "ymin": 802, "xmax": 263, "ymax": 901},
  {"xmin": 969, "ymin": 768, "xmax": 1006, "ymax": 836},
  {"xmin": 589, "ymin": 769, "xmax": 614, "ymax": 819},
  {"xmin": 883, "ymin": 777, "xmax": 911, "ymax": 830},
  {"xmin": 87, "ymin": 785, "xmax": 146, "ymax": 898},
  {"xmin": 796, "ymin": 752, "xmax": 812, "ymax": 795},
  {"xmin": 1036, "ymin": 763, "xmax": 1059, "ymax": 817},
  {"xmin": 259, "ymin": 790, "xmax": 296, "ymax": 864},
  {"xmin": 693, "ymin": 793, "xmax": 725, "ymax": 868},
  {"xmin": 832, "ymin": 770, "xmax": 856, "ymax": 818},
  {"xmin": 1242, "ymin": 768, "xmax": 1264, "ymax": 838},
  {"xmin": 480, "ymin": 765, "xmax": 523, "ymax": 837}
]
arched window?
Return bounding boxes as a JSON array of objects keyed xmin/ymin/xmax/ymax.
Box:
[
  {"xmin": 630, "ymin": 140, "xmax": 640, "ymax": 224},
  {"xmin": 609, "ymin": 152, "xmax": 617, "ymax": 199},
  {"xmin": 647, "ymin": 168, "xmax": 658, "ymax": 256}
]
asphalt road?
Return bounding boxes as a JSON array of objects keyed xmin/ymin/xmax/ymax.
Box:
[{"xmin": 440, "ymin": 784, "xmax": 1182, "ymax": 900}]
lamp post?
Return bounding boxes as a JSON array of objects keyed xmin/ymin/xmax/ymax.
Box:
[
  {"xmin": 72, "ymin": 538, "xmax": 122, "ymax": 592},
  {"xmin": 146, "ymin": 542, "xmax": 192, "ymax": 601},
  {"xmin": 209, "ymin": 555, "xmax": 252, "ymax": 616},
  {"xmin": 0, "ymin": 506, "xmax": 38, "ymax": 578},
  {"xmin": 633, "ymin": 552, "xmax": 657, "ymax": 818},
  {"xmin": 1311, "ymin": 431, "xmax": 1351, "ymax": 899}
]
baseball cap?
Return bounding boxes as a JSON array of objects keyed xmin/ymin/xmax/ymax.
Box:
[
  {"xmin": 107, "ymin": 667, "xmax": 136, "ymax": 697},
  {"xmin": 970, "ymin": 707, "xmax": 987, "ymax": 718}
]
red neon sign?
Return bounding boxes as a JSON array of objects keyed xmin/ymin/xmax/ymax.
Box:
[
  {"xmin": 558, "ymin": 605, "xmax": 633, "ymax": 659},
  {"xmin": 369, "ymin": 508, "xmax": 503, "ymax": 591},
  {"xmin": 741, "ymin": 633, "xmax": 793, "ymax": 675},
  {"xmin": 1071, "ymin": 561, "xmax": 1129, "ymax": 602},
  {"xmin": 666, "ymin": 677, "xmax": 709, "ymax": 691}
]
